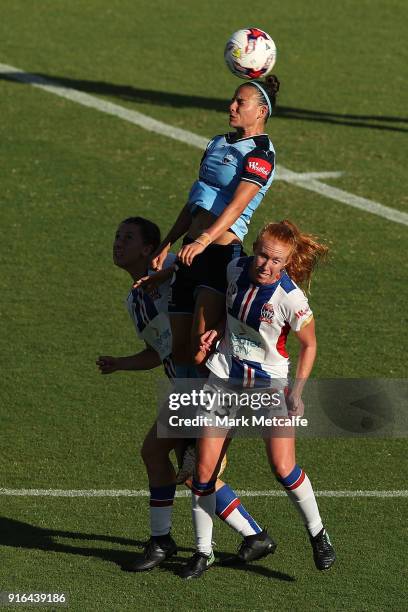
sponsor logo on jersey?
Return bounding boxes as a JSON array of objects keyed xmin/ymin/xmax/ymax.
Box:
[
  {"xmin": 153, "ymin": 328, "xmax": 171, "ymax": 350},
  {"xmin": 295, "ymin": 307, "xmax": 311, "ymax": 319},
  {"xmin": 246, "ymin": 157, "xmax": 272, "ymax": 179},
  {"xmin": 259, "ymin": 302, "xmax": 274, "ymax": 324},
  {"xmin": 230, "ymin": 331, "xmax": 262, "ymax": 356}
]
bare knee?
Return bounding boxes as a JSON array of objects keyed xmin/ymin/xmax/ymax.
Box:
[
  {"xmin": 264, "ymin": 438, "xmax": 296, "ymax": 480},
  {"xmin": 195, "ymin": 458, "xmax": 218, "ymax": 483},
  {"xmin": 270, "ymin": 459, "xmax": 296, "ymax": 480},
  {"xmin": 195, "ymin": 450, "xmax": 226, "ymax": 482}
]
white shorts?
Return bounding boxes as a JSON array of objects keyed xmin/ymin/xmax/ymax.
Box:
[{"xmin": 199, "ymin": 372, "xmax": 289, "ymax": 429}]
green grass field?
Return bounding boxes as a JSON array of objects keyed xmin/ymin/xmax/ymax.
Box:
[{"xmin": 1, "ymin": 1, "xmax": 407, "ymax": 610}]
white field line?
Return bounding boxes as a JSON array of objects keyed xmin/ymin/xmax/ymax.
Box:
[
  {"xmin": 283, "ymin": 171, "xmax": 344, "ymax": 181},
  {"xmin": 1, "ymin": 62, "xmax": 407, "ymax": 227},
  {"xmin": 0, "ymin": 488, "xmax": 407, "ymax": 498}
]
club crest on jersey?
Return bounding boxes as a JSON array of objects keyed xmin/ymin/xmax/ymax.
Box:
[
  {"xmin": 259, "ymin": 302, "xmax": 274, "ymax": 324},
  {"xmin": 223, "ymin": 153, "xmax": 237, "ymax": 165}
]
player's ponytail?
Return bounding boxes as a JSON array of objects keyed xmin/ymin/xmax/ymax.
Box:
[
  {"xmin": 256, "ymin": 220, "xmax": 328, "ymax": 288},
  {"xmin": 264, "ymin": 74, "xmax": 280, "ymax": 107}
]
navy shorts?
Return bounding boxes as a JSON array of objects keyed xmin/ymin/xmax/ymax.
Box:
[{"xmin": 168, "ymin": 237, "xmax": 243, "ymax": 314}]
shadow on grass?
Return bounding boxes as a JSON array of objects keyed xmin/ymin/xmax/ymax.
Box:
[
  {"xmin": 0, "ymin": 517, "xmax": 294, "ymax": 581},
  {"xmin": 0, "ymin": 516, "xmax": 144, "ymax": 565},
  {"xmin": 161, "ymin": 556, "xmax": 295, "ymax": 581},
  {"xmin": 1, "ymin": 71, "xmax": 407, "ymax": 133}
]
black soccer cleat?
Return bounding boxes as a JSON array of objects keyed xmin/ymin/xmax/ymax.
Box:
[
  {"xmin": 122, "ymin": 533, "xmax": 177, "ymax": 572},
  {"xmin": 179, "ymin": 550, "xmax": 215, "ymax": 580},
  {"xmin": 310, "ymin": 528, "xmax": 336, "ymax": 570},
  {"xmin": 223, "ymin": 529, "xmax": 277, "ymax": 565}
]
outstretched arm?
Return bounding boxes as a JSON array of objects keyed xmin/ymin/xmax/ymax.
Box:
[
  {"xmin": 177, "ymin": 181, "xmax": 260, "ymax": 266},
  {"xmin": 133, "ymin": 265, "xmax": 175, "ymax": 295},
  {"xmin": 151, "ymin": 203, "xmax": 192, "ymax": 270},
  {"xmin": 96, "ymin": 344, "xmax": 161, "ymax": 374}
]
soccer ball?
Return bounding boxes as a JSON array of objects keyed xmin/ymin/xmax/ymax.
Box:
[{"xmin": 224, "ymin": 27, "xmax": 277, "ymax": 80}]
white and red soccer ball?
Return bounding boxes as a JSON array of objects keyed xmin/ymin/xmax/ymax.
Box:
[{"xmin": 224, "ymin": 27, "xmax": 277, "ymax": 80}]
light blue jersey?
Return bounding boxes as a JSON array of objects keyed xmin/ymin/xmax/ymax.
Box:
[{"xmin": 188, "ymin": 133, "xmax": 275, "ymax": 240}]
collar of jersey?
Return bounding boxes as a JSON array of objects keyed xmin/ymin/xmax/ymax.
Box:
[
  {"xmin": 226, "ymin": 132, "xmax": 269, "ymax": 144},
  {"xmin": 132, "ymin": 268, "xmax": 149, "ymax": 289}
]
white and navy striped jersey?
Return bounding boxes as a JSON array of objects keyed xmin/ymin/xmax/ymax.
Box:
[
  {"xmin": 206, "ymin": 256, "xmax": 313, "ymax": 386},
  {"xmin": 126, "ymin": 253, "xmax": 176, "ymax": 380}
]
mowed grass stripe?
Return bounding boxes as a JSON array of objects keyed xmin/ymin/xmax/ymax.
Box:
[
  {"xmin": 1, "ymin": 62, "xmax": 407, "ymax": 227},
  {"xmin": 1, "ymin": 488, "xmax": 407, "ymax": 498}
]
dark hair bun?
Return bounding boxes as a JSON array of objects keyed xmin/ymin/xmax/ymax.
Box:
[{"xmin": 265, "ymin": 74, "xmax": 280, "ymax": 96}]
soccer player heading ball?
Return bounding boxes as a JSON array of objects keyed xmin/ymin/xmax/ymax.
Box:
[{"xmin": 150, "ymin": 75, "xmax": 280, "ymax": 376}]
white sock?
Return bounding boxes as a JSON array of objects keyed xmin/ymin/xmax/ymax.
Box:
[
  {"xmin": 150, "ymin": 507, "xmax": 173, "ymax": 537},
  {"xmin": 191, "ymin": 479, "xmax": 216, "ymax": 555},
  {"xmin": 149, "ymin": 484, "xmax": 176, "ymax": 537},
  {"xmin": 279, "ymin": 465, "xmax": 323, "ymax": 537},
  {"xmin": 215, "ymin": 483, "xmax": 262, "ymax": 537}
]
